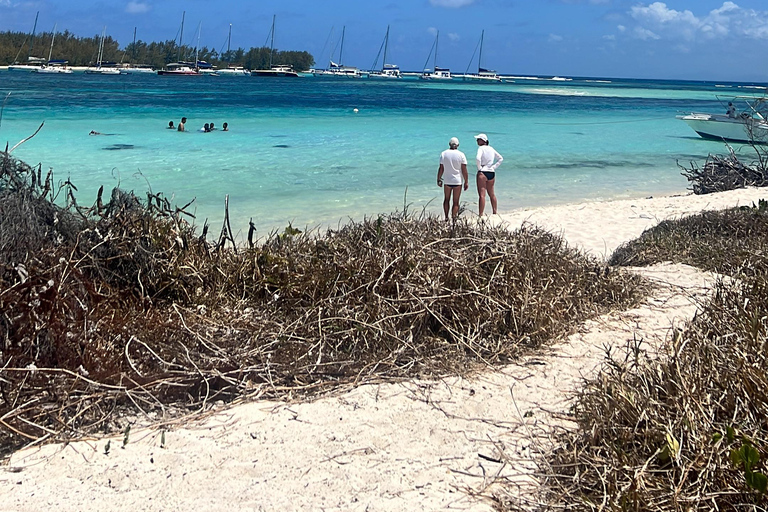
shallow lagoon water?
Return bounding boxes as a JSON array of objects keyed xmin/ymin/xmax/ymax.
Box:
[{"xmin": 1, "ymin": 72, "xmax": 761, "ymax": 236}]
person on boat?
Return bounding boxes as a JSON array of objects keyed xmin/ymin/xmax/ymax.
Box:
[
  {"xmin": 474, "ymin": 133, "xmax": 503, "ymax": 216},
  {"xmin": 727, "ymin": 102, "xmax": 737, "ymax": 119},
  {"xmin": 178, "ymin": 117, "xmax": 187, "ymax": 132},
  {"xmin": 437, "ymin": 137, "xmax": 469, "ymax": 221},
  {"xmin": 168, "ymin": 121, "xmax": 175, "ymax": 129},
  {"xmin": 222, "ymin": 122, "xmax": 229, "ymax": 132}
]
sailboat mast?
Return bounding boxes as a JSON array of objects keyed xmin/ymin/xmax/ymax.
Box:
[
  {"xmin": 382, "ymin": 25, "xmax": 389, "ymax": 70},
  {"xmin": 98, "ymin": 27, "xmax": 106, "ymax": 66},
  {"xmin": 434, "ymin": 31, "xmax": 439, "ymax": 69},
  {"xmin": 478, "ymin": 30, "xmax": 484, "ymax": 72},
  {"xmin": 195, "ymin": 22, "xmax": 201, "ymax": 69},
  {"xmin": 177, "ymin": 11, "xmax": 185, "ymax": 62},
  {"xmin": 269, "ymin": 15, "xmax": 275, "ymax": 68},
  {"xmin": 47, "ymin": 23, "xmax": 57, "ymax": 62},
  {"xmin": 132, "ymin": 27, "xmax": 137, "ymax": 62},
  {"xmin": 339, "ymin": 26, "xmax": 345, "ymax": 66},
  {"xmin": 28, "ymin": 11, "xmax": 39, "ymax": 61}
]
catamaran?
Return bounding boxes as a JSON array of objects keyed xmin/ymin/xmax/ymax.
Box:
[
  {"xmin": 214, "ymin": 24, "xmax": 250, "ymax": 76},
  {"xmin": 250, "ymin": 16, "xmax": 299, "ymax": 77},
  {"xmin": 368, "ymin": 26, "xmax": 401, "ymax": 79},
  {"xmin": 8, "ymin": 12, "xmax": 46, "ymax": 72},
  {"xmin": 420, "ymin": 31, "xmax": 451, "ymax": 80},
  {"xmin": 313, "ymin": 26, "xmax": 362, "ymax": 78},
  {"xmin": 35, "ymin": 24, "xmax": 73, "ymax": 74},
  {"xmin": 456, "ymin": 30, "xmax": 501, "ymax": 82}
]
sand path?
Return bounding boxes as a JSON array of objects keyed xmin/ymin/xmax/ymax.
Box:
[{"xmin": 1, "ymin": 188, "xmax": 765, "ymax": 511}]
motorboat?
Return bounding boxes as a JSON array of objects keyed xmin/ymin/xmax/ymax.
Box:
[
  {"xmin": 119, "ymin": 65, "xmax": 156, "ymax": 74},
  {"xmin": 677, "ymin": 96, "xmax": 768, "ymax": 143}
]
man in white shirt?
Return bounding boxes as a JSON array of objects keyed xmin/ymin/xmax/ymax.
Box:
[
  {"xmin": 437, "ymin": 137, "xmax": 469, "ymax": 221},
  {"xmin": 474, "ymin": 133, "xmax": 503, "ymax": 216}
]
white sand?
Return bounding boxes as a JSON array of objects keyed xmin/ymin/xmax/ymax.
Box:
[{"xmin": 2, "ymin": 188, "xmax": 766, "ymax": 511}]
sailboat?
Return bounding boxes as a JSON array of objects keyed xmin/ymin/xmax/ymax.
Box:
[
  {"xmin": 216, "ymin": 24, "xmax": 250, "ymax": 76},
  {"xmin": 85, "ymin": 27, "xmax": 120, "ymax": 74},
  {"xmin": 313, "ymin": 26, "xmax": 362, "ymax": 78},
  {"xmin": 250, "ymin": 16, "xmax": 299, "ymax": 77},
  {"xmin": 368, "ymin": 26, "xmax": 401, "ymax": 79},
  {"xmin": 8, "ymin": 12, "xmax": 46, "ymax": 71},
  {"xmin": 457, "ymin": 30, "xmax": 500, "ymax": 82},
  {"xmin": 419, "ymin": 31, "xmax": 451, "ymax": 80},
  {"xmin": 35, "ymin": 24, "xmax": 73, "ymax": 74},
  {"xmin": 119, "ymin": 28, "xmax": 156, "ymax": 74},
  {"xmin": 158, "ymin": 13, "xmax": 202, "ymax": 76}
]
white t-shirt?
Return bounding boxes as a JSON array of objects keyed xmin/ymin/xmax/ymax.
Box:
[
  {"xmin": 439, "ymin": 148, "xmax": 467, "ymax": 185},
  {"xmin": 476, "ymin": 145, "xmax": 503, "ymax": 173}
]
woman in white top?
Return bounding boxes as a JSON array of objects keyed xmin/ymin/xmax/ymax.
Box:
[{"xmin": 474, "ymin": 133, "xmax": 503, "ymax": 216}]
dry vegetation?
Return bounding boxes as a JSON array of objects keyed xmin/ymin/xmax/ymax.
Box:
[
  {"xmin": 543, "ymin": 202, "xmax": 768, "ymax": 510},
  {"xmin": 680, "ymin": 146, "xmax": 768, "ymax": 195},
  {"xmin": 0, "ymin": 153, "xmax": 644, "ymax": 458}
]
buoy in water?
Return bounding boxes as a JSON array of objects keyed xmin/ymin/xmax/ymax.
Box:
[{"xmin": 353, "ymin": 108, "xmax": 359, "ymax": 113}]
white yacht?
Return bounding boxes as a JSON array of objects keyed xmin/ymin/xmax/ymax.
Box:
[
  {"xmin": 313, "ymin": 26, "xmax": 362, "ymax": 78},
  {"xmin": 455, "ymin": 31, "xmax": 501, "ymax": 82},
  {"xmin": 8, "ymin": 12, "xmax": 45, "ymax": 72},
  {"xmin": 677, "ymin": 96, "xmax": 768, "ymax": 143}
]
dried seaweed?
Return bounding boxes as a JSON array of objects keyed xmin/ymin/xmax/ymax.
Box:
[
  {"xmin": 544, "ymin": 203, "xmax": 768, "ymax": 511},
  {"xmin": 0, "ymin": 151, "xmax": 644, "ymax": 458}
]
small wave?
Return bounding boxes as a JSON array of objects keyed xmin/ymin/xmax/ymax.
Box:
[
  {"xmin": 527, "ymin": 88, "xmax": 588, "ymax": 96},
  {"xmin": 585, "ymin": 80, "xmax": 611, "ymax": 83}
]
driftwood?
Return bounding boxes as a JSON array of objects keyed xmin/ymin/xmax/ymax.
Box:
[{"xmin": 679, "ymin": 146, "xmax": 768, "ymax": 194}]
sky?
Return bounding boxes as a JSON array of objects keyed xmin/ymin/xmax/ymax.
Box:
[{"xmin": 2, "ymin": 0, "xmax": 768, "ymax": 81}]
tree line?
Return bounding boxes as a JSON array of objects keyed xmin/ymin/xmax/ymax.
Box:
[{"xmin": 0, "ymin": 30, "xmax": 315, "ymax": 70}]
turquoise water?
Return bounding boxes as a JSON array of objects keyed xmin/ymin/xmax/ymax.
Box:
[{"xmin": 0, "ymin": 73, "xmax": 763, "ymax": 237}]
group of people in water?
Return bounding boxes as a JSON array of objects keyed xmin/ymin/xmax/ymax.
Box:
[
  {"xmin": 169, "ymin": 118, "xmax": 229, "ymax": 132},
  {"xmin": 437, "ymin": 133, "xmax": 503, "ymax": 220}
]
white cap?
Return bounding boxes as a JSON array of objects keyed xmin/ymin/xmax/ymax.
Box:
[
  {"xmin": 449, "ymin": 137, "xmax": 459, "ymax": 147},
  {"xmin": 474, "ymin": 133, "xmax": 488, "ymax": 142}
]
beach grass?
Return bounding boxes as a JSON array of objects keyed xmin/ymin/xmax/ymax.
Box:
[
  {"xmin": 0, "ymin": 153, "xmax": 644, "ymax": 457},
  {"xmin": 543, "ymin": 203, "xmax": 768, "ymax": 510}
]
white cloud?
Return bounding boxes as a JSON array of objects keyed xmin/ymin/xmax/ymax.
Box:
[
  {"xmin": 427, "ymin": 27, "xmax": 438, "ymax": 36},
  {"xmin": 634, "ymin": 26, "xmax": 661, "ymax": 40},
  {"xmin": 617, "ymin": 25, "xmax": 626, "ymax": 32},
  {"xmin": 629, "ymin": 1, "xmax": 768, "ymax": 41},
  {"xmin": 548, "ymin": 33, "xmax": 564, "ymax": 42},
  {"xmin": 125, "ymin": 1, "xmax": 150, "ymax": 14},
  {"xmin": 603, "ymin": 34, "xmax": 616, "ymax": 41},
  {"xmin": 447, "ymin": 32, "xmax": 460, "ymax": 41},
  {"xmin": 429, "ymin": 0, "xmax": 476, "ymax": 7}
]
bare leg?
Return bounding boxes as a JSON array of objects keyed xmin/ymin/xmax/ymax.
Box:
[
  {"xmin": 451, "ymin": 186, "xmax": 462, "ymax": 220},
  {"xmin": 443, "ymin": 185, "xmax": 452, "ymax": 221},
  {"xmin": 486, "ymin": 177, "xmax": 498, "ymax": 214},
  {"xmin": 476, "ymin": 173, "xmax": 488, "ymax": 216}
]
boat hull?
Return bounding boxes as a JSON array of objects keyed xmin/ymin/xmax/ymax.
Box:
[
  {"xmin": 677, "ymin": 113, "xmax": 768, "ymax": 143},
  {"xmin": 251, "ymin": 69, "xmax": 299, "ymax": 77}
]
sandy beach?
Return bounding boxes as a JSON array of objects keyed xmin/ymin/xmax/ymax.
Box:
[{"xmin": 1, "ymin": 187, "xmax": 766, "ymax": 512}]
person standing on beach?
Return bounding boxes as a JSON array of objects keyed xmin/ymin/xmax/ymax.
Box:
[
  {"xmin": 178, "ymin": 117, "xmax": 187, "ymax": 132},
  {"xmin": 437, "ymin": 137, "xmax": 469, "ymax": 221},
  {"xmin": 474, "ymin": 133, "xmax": 503, "ymax": 216}
]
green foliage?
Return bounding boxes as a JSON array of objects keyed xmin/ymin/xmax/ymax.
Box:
[
  {"xmin": 731, "ymin": 442, "xmax": 768, "ymax": 494},
  {"xmin": 0, "ymin": 30, "xmax": 314, "ymax": 69}
]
